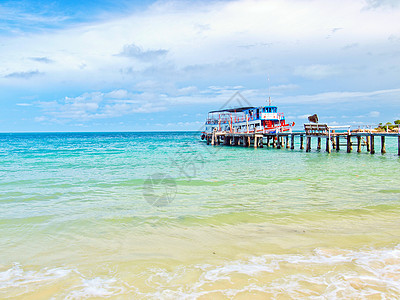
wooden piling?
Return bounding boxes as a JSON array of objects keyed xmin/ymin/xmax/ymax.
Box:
[
  {"xmin": 232, "ymin": 136, "xmax": 237, "ymax": 146},
  {"xmin": 347, "ymin": 135, "xmax": 352, "ymax": 153},
  {"xmin": 398, "ymin": 136, "xmax": 400, "ymax": 156},
  {"xmin": 291, "ymin": 134, "xmax": 295, "ymax": 150},
  {"xmin": 205, "ymin": 130, "xmax": 399, "ymax": 156},
  {"xmin": 370, "ymin": 135, "xmax": 375, "ymax": 154},
  {"xmin": 381, "ymin": 136, "xmax": 386, "ymax": 154},
  {"xmin": 326, "ymin": 136, "xmax": 331, "ymax": 153},
  {"xmin": 306, "ymin": 136, "xmax": 311, "ymax": 152},
  {"xmin": 336, "ymin": 136, "xmax": 340, "ymax": 151}
]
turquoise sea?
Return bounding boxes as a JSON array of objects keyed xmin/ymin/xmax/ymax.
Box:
[{"xmin": 1, "ymin": 132, "xmax": 400, "ymax": 299}]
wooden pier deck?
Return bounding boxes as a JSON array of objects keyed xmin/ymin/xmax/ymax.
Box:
[{"xmin": 204, "ymin": 124, "xmax": 400, "ymax": 156}]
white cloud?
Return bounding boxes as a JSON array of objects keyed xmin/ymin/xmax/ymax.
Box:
[
  {"xmin": 297, "ymin": 114, "xmax": 311, "ymax": 120},
  {"xmin": 364, "ymin": 0, "xmax": 400, "ymax": 9},
  {"xmin": 294, "ymin": 65, "xmax": 339, "ymax": 80},
  {"xmin": 1, "ymin": 0, "xmax": 400, "ymax": 131},
  {"xmin": 118, "ymin": 43, "xmax": 168, "ymax": 61},
  {"xmin": 270, "ymin": 84, "xmax": 299, "ymax": 92},
  {"xmin": 35, "ymin": 90, "xmax": 167, "ymax": 122},
  {"xmin": 106, "ymin": 89, "xmax": 129, "ymax": 99},
  {"xmin": 1, "ymin": 0, "xmax": 399, "ymax": 88},
  {"xmin": 368, "ymin": 111, "xmax": 380, "ymax": 117},
  {"xmin": 276, "ymin": 88, "xmax": 400, "ymax": 104}
]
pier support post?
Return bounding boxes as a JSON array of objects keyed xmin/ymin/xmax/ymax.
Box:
[
  {"xmin": 398, "ymin": 136, "xmax": 400, "ymax": 156},
  {"xmin": 326, "ymin": 136, "xmax": 331, "ymax": 153},
  {"xmin": 266, "ymin": 136, "xmax": 270, "ymax": 147},
  {"xmin": 291, "ymin": 134, "xmax": 295, "ymax": 150},
  {"xmin": 259, "ymin": 137, "xmax": 263, "ymax": 148},
  {"xmin": 366, "ymin": 136, "xmax": 370, "ymax": 152},
  {"xmin": 370, "ymin": 135, "xmax": 375, "ymax": 154},
  {"xmin": 306, "ymin": 136, "xmax": 311, "ymax": 152},
  {"xmin": 211, "ymin": 133, "xmax": 215, "ymax": 146},
  {"xmin": 247, "ymin": 136, "xmax": 251, "ymax": 147},
  {"xmin": 207, "ymin": 136, "xmax": 210, "ymax": 145},
  {"xmin": 232, "ymin": 136, "xmax": 237, "ymax": 146},
  {"xmin": 347, "ymin": 135, "xmax": 352, "ymax": 153},
  {"xmin": 381, "ymin": 136, "xmax": 386, "ymax": 154},
  {"xmin": 254, "ymin": 136, "xmax": 258, "ymax": 148},
  {"xmin": 317, "ymin": 137, "xmax": 321, "ymax": 150},
  {"xmin": 357, "ymin": 136, "xmax": 362, "ymax": 153},
  {"xmin": 336, "ymin": 136, "xmax": 340, "ymax": 151},
  {"xmin": 286, "ymin": 136, "xmax": 290, "ymax": 149},
  {"xmin": 277, "ymin": 135, "xmax": 281, "ymax": 149},
  {"xmin": 300, "ymin": 136, "xmax": 304, "ymax": 150}
]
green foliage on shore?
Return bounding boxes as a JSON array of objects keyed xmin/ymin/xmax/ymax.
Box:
[{"xmin": 376, "ymin": 120, "xmax": 400, "ymax": 131}]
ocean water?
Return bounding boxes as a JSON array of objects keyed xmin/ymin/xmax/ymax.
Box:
[{"xmin": 1, "ymin": 132, "xmax": 400, "ymax": 299}]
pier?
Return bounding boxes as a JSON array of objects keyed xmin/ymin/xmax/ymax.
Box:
[{"xmin": 204, "ymin": 124, "xmax": 400, "ymax": 156}]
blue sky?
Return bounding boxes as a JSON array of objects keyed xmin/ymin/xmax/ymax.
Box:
[{"xmin": 1, "ymin": 0, "xmax": 400, "ymax": 132}]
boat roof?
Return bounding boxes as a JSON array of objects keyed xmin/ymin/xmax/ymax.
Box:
[
  {"xmin": 208, "ymin": 107, "xmax": 255, "ymax": 113},
  {"xmin": 208, "ymin": 105, "xmax": 277, "ymax": 114}
]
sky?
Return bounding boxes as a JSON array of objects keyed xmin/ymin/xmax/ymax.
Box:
[{"xmin": 0, "ymin": 0, "xmax": 400, "ymax": 132}]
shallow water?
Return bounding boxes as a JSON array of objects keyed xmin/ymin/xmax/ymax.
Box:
[{"xmin": 1, "ymin": 132, "xmax": 400, "ymax": 299}]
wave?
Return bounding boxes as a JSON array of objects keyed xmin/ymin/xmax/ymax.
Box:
[{"xmin": 1, "ymin": 244, "xmax": 400, "ymax": 298}]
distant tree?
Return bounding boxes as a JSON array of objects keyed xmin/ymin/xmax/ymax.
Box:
[{"xmin": 376, "ymin": 121, "xmax": 397, "ymax": 131}]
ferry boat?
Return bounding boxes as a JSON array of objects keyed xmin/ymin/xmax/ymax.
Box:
[{"xmin": 202, "ymin": 101, "xmax": 294, "ymax": 138}]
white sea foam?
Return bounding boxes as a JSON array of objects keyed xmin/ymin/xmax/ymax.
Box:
[
  {"xmin": 0, "ymin": 263, "xmax": 71, "ymax": 296},
  {"xmin": 65, "ymin": 277, "xmax": 125, "ymax": 299},
  {"xmin": 200, "ymin": 255, "xmax": 279, "ymax": 282},
  {"xmin": 141, "ymin": 244, "xmax": 400, "ymax": 299},
  {"xmin": 2, "ymin": 244, "xmax": 400, "ymax": 298}
]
